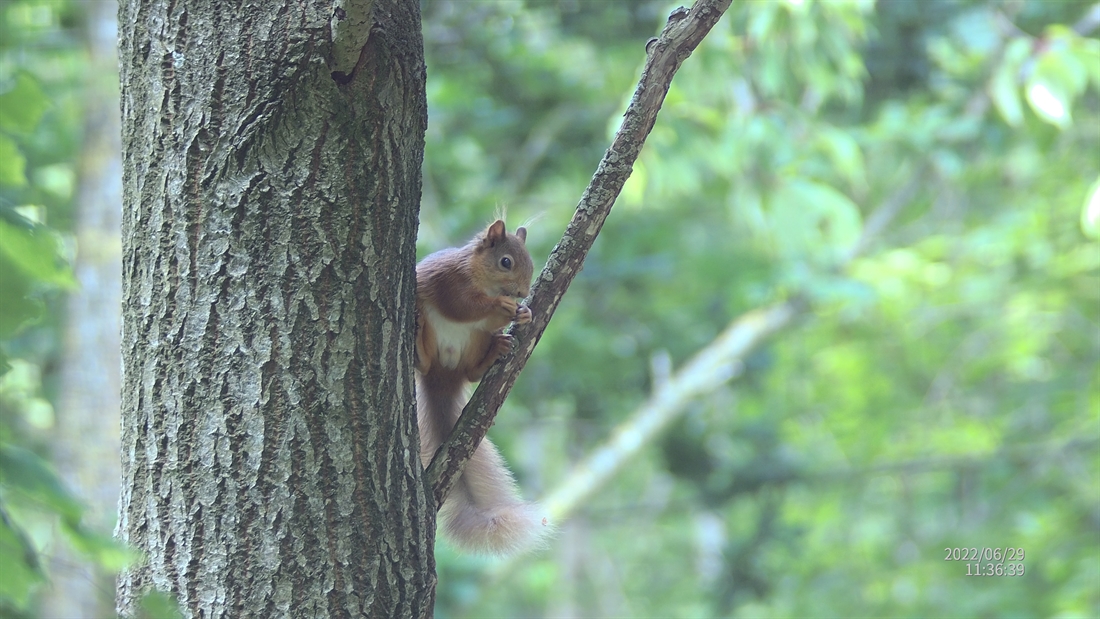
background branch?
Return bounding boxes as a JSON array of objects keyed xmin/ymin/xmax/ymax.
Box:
[
  {"xmin": 544, "ymin": 435, "xmax": 1100, "ymax": 522},
  {"xmin": 425, "ymin": 0, "xmax": 734, "ymax": 507},
  {"xmin": 542, "ymin": 301, "xmax": 801, "ymax": 520},
  {"xmin": 533, "ymin": 166, "xmax": 925, "ymax": 524}
]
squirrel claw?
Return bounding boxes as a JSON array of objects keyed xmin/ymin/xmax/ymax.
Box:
[
  {"xmin": 514, "ymin": 304, "xmax": 532, "ymax": 325},
  {"xmin": 490, "ymin": 333, "xmax": 514, "ymax": 360}
]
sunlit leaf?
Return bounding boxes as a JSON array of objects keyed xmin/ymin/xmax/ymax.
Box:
[
  {"xmin": 32, "ymin": 164, "xmax": 75, "ymax": 200},
  {"xmin": 1024, "ymin": 80, "xmax": 1069, "ymax": 128},
  {"xmin": 1025, "ymin": 49, "xmax": 1087, "ymax": 129},
  {"xmin": 1083, "ymin": 177, "xmax": 1100, "ymax": 241},
  {"xmin": 989, "ymin": 57, "xmax": 1023, "ymax": 127},
  {"xmin": 0, "ymin": 73, "xmax": 50, "ymax": 135},
  {"xmin": 0, "ymin": 218, "xmax": 76, "ymax": 288}
]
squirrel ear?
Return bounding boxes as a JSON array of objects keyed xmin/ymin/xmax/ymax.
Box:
[
  {"xmin": 486, "ymin": 220, "xmax": 506, "ymax": 246},
  {"xmin": 515, "ymin": 227, "xmax": 527, "ymax": 243}
]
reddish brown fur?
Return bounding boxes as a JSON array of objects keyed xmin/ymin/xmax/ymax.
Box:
[{"xmin": 415, "ymin": 220, "xmax": 550, "ymax": 554}]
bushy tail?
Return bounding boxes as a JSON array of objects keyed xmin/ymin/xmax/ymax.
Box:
[{"xmin": 417, "ymin": 372, "xmax": 551, "ymax": 555}]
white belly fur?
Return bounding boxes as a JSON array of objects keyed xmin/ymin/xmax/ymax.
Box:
[{"xmin": 427, "ymin": 305, "xmax": 487, "ymax": 370}]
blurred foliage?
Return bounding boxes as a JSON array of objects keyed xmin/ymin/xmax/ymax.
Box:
[
  {"xmin": 418, "ymin": 0, "xmax": 1100, "ymax": 617},
  {"xmin": 0, "ymin": 0, "xmax": 132, "ymax": 615},
  {"xmin": 1, "ymin": 0, "xmax": 1097, "ymax": 617}
]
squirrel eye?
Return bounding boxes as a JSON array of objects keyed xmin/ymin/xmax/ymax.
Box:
[{"xmin": 500, "ymin": 256, "xmax": 512, "ymax": 269}]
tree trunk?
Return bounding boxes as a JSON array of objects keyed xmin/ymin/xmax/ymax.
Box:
[{"xmin": 116, "ymin": 1, "xmax": 434, "ymax": 616}]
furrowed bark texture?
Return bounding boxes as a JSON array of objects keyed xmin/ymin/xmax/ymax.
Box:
[
  {"xmin": 426, "ymin": 0, "xmax": 732, "ymax": 510},
  {"xmin": 117, "ymin": 1, "xmax": 434, "ymax": 616}
]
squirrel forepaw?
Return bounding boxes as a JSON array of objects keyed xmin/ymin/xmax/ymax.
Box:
[
  {"xmin": 514, "ymin": 304, "xmax": 532, "ymax": 325},
  {"xmin": 495, "ymin": 296, "xmax": 519, "ymax": 321}
]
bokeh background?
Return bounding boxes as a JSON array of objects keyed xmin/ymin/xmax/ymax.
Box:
[{"xmin": 1, "ymin": 0, "xmax": 1098, "ymax": 617}]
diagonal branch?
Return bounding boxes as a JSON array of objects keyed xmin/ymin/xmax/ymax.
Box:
[
  {"xmin": 473, "ymin": 169, "xmax": 927, "ymax": 579},
  {"xmin": 425, "ymin": 0, "xmax": 734, "ymax": 508}
]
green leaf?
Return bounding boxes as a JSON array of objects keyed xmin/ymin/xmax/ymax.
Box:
[
  {"xmin": 0, "ymin": 444, "xmax": 84, "ymax": 523},
  {"xmin": 1044, "ymin": 46, "xmax": 1088, "ymax": 96},
  {"xmin": 1042, "ymin": 26, "xmax": 1090, "ymax": 96},
  {"xmin": 1083, "ymin": 177, "xmax": 1100, "ymax": 241},
  {"xmin": 817, "ymin": 127, "xmax": 866, "ymax": 189},
  {"xmin": 137, "ymin": 590, "xmax": 185, "ymax": 619},
  {"xmin": 0, "ymin": 135, "xmax": 27, "ymax": 187},
  {"xmin": 1025, "ymin": 49, "xmax": 1086, "ymax": 129},
  {"xmin": 32, "ymin": 164, "xmax": 75, "ymax": 200},
  {"xmin": 62, "ymin": 521, "xmax": 136, "ymax": 572},
  {"xmin": 0, "ymin": 218, "xmax": 76, "ymax": 288},
  {"xmin": 1003, "ymin": 35, "xmax": 1032, "ymax": 67},
  {"xmin": 989, "ymin": 55, "xmax": 1023, "ymax": 127},
  {"xmin": 0, "ymin": 73, "xmax": 51, "ymax": 135},
  {"xmin": 769, "ymin": 180, "xmax": 862, "ymax": 262},
  {"xmin": 0, "ymin": 260, "xmax": 43, "ymax": 339},
  {"xmin": 0, "ymin": 502, "xmax": 44, "ymax": 609},
  {"xmin": 1025, "ymin": 77, "xmax": 1070, "ymax": 129}
]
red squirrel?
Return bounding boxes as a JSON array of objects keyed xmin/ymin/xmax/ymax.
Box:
[{"xmin": 415, "ymin": 219, "xmax": 550, "ymax": 554}]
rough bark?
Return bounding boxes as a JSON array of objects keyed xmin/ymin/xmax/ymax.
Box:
[
  {"xmin": 44, "ymin": 2, "xmax": 123, "ymax": 616},
  {"xmin": 116, "ymin": 1, "xmax": 433, "ymax": 616}
]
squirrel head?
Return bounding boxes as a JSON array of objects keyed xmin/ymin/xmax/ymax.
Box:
[{"xmin": 471, "ymin": 220, "xmax": 534, "ymax": 298}]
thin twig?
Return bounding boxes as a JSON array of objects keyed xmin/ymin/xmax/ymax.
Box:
[{"xmin": 425, "ymin": 0, "xmax": 734, "ymax": 508}]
